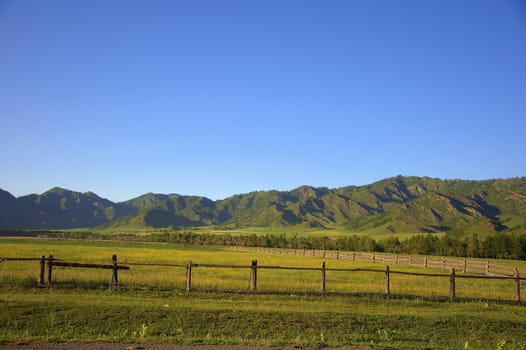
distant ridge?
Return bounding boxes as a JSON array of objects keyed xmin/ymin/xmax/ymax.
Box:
[{"xmin": 1, "ymin": 176, "xmax": 526, "ymax": 237}]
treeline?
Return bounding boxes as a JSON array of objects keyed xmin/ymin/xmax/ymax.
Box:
[
  {"xmin": 143, "ymin": 232, "xmax": 526, "ymax": 260},
  {"xmin": 3, "ymin": 230, "xmax": 526, "ymax": 260}
]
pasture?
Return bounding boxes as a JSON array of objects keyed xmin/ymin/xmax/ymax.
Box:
[
  {"xmin": 1, "ymin": 238, "xmax": 526, "ymax": 349},
  {"xmin": 95, "ymin": 224, "xmax": 435, "ymax": 240}
]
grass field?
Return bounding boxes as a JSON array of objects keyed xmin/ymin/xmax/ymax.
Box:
[
  {"xmin": 1, "ymin": 238, "xmax": 526, "ymax": 349},
  {"xmin": 93, "ymin": 224, "xmax": 437, "ymax": 240}
]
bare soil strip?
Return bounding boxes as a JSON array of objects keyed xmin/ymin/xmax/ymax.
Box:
[{"xmin": 0, "ymin": 345, "xmax": 371, "ymax": 350}]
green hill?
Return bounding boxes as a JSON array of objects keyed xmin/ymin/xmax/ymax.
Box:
[
  {"xmin": 0, "ymin": 187, "xmax": 134, "ymax": 229},
  {"xmin": 2, "ymin": 176, "xmax": 526, "ymax": 237}
]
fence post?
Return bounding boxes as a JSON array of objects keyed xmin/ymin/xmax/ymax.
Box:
[
  {"xmin": 372, "ymin": 253, "xmax": 376, "ymax": 263},
  {"xmin": 385, "ymin": 265, "xmax": 390, "ymax": 296},
  {"xmin": 424, "ymin": 256, "xmax": 428, "ymax": 269},
  {"xmin": 352, "ymin": 253, "xmax": 356, "ymax": 261},
  {"xmin": 463, "ymin": 259, "xmax": 467, "ymax": 273},
  {"xmin": 441, "ymin": 258, "xmax": 445, "ymax": 269},
  {"xmin": 249, "ymin": 260, "xmax": 257, "ymax": 292},
  {"xmin": 486, "ymin": 261, "xmax": 490, "ymax": 275},
  {"xmin": 515, "ymin": 267, "xmax": 521, "ymax": 305},
  {"xmin": 449, "ymin": 268, "xmax": 456, "ymax": 302},
  {"xmin": 186, "ymin": 261, "xmax": 192, "ymax": 292},
  {"xmin": 47, "ymin": 255, "xmax": 54, "ymax": 286},
  {"xmin": 109, "ymin": 254, "xmax": 118, "ymax": 289},
  {"xmin": 321, "ymin": 261, "xmax": 326, "ymax": 294},
  {"xmin": 39, "ymin": 256, "xmax": 46, "ymax": 286},
  {"xmin": 395, "ymin": 255, "xmax": 399, "ymax": 264}
]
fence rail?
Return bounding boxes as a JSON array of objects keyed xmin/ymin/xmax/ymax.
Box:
[
  {"xmin": 231, "ymin": 247, "xmax": 523, "ymax": 277},
  {"xmin": 1, "ymin": 254, "xmax": 524, "ymax": 305}
]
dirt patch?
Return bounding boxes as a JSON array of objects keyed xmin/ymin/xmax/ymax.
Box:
[{"xmin": 0, "ymin": 345, "xmax": 373, "ymax": 350}]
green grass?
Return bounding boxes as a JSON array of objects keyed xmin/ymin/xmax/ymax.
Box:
[
  {"xmin": 1, "ymin": 288, "xmax": 525, "ymax": 349},
  {"xmin": 1, "ymin": 238, "xmax": 526, "ymax": 349}
]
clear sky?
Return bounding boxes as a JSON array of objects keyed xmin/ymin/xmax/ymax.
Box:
[{"xmin": 1, "ymin": 0, "xmax": 525, "ymax": 202}]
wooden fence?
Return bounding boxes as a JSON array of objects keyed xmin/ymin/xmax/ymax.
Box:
[
  {"xmin": 231, "ymin": 247, "xmax": 523, "ymax": 277},
  {"xmin": 0, "ymin": 255, "xmax": 130, "ymax": 288},
  {"xmin": 1, "ymin": 254, "xmax": 524, "ymax": 305}
]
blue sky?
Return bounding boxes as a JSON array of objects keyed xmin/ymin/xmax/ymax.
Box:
[{"xmin": 1, "ymin": 0, "xmax": 525, "ymax": 202}]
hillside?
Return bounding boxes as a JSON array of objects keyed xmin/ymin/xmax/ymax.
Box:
[
  {"xmin": 1, "ymin": 176, "xmax": 526, "ymax": 237},
  {"xmin": 0, "ymin": 187, "xmax": 135, "ymax": 229}
]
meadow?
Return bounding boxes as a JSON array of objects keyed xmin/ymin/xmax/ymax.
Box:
[
  {"xmin": 1, "ymin": 238, "xmax": 526, "ymax": 349},
  {"xmin": 95, "ymin": 224, "xmax": 434, "ymax": 241}
]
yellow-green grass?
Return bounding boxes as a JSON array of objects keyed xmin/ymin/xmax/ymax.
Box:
[
  {"xmin": 1, "ymin": 238, "xmax": 526, "ymax": 349},
  {"xmin": 90, "ymin": 226, "xmax": 172, "ymax": 235},
  {"xmin": 0, "ymin": 238, "xmax": 524, "ymax": 302},
  {"xmin": 93, "ymin": 223, "xmax": 442, "ymax": 239}
]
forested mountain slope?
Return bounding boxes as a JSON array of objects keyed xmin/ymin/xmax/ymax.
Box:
[{"xmin": 2, "ymin": 176, "xmax": 525, "ymax": 237}]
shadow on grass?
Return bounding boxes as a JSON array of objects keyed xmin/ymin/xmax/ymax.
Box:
[{"xmin": 12, "ymin": 281, "xmax": 523, "ymax": 306}]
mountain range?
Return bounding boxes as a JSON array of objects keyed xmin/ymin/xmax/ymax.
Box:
[{"xmin": 1, "ymin": 176, "xmax": 526, "ymax": 238}]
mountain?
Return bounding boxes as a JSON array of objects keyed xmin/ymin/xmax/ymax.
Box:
[
  {"xmin": 109, "ymin": 194, "xmax": 218, "ymax": 230},
  {"xmin": 120, "ymin": 193, "xmax": 174, "ymax": 211},
  {"xmin": 0, "ymin": 188, "xmax": 18, "ymax": 228},
  {"xmin": 0, "ymin": 187, "xmax": 134, "ymax": 229},
  {"xmin": 1, "ymin": 176, "xmax": 526, "ymax": 237}
]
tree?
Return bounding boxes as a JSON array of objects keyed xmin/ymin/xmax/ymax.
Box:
[
  {"xmin": 466, "ymin": 234, "xmax": 482, "ymax": 258},
  {"xmin": 379, "ymin": 236, "xmax": 402, "ymax": 253}
]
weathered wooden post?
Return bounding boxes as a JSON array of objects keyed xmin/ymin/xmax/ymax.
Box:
[
  {"xmin": 47, "ymin": 255, "xmax": 54, "ymax": 285},
  {"xmin": 424, "ymin": 256, "xmax": 428, "ymax": 269},
  {"xmin": 185, "ymin": 261, "xmax": 192, "ymax": 292},
  {"xmin": 463, "ymin": 259, "xmax": 467, "ymax": 273},
  {"xmin": 385, "ymin": 265, "xmax": 390, "ymax": 296},
  {"xmin": 514, "ymin": 267, "xmax": 521, "ymax": 305},
  {"xmin": 249, "ymin": 260, "xmax": 257, "ymax": 292},
  {"xmin": 449, "ymin": 268, "xmax": 456, "ymax": 302},
  {"xmin": 486, "ymin": 261, "xmax": 490, "ymax": 275},
  {"xmin": 321, "ymin": 261, "xmax": 326, "ymax": 294},
  {"xmin": 109, "ymin": 254, "xmax": 119, "ymax": 289},
  {"xmin": 39, "ymin": 255, "xmax": 46, "ymax": 286},
  {"xmin": 395, "ymin": 255, "xmax": 399, "ymax": 264}
]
